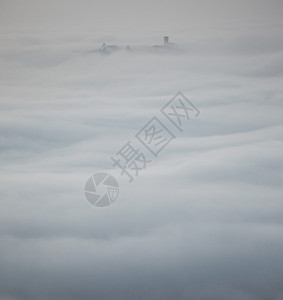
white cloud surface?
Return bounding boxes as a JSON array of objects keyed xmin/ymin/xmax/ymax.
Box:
[{"xmin": 0, "ymin": 1, "xmax": 283, "ymax": 299}]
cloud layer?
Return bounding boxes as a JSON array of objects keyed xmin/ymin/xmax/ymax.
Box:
[{"xmin": 1, "ymin": 1, "xmax": 283, "ymax": 299}]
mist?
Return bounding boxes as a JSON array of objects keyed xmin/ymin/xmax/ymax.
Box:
[{"xmin": 1, "ymin": 1, "xmax": 283, "ymax": 299}]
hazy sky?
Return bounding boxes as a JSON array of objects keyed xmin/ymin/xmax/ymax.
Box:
[
  {"xmin": 0, "ymin": 1, "xmax": 283, "ymax": 300},
  {"xmin": 1, "ymin": 0, "xmax": 283, "ymax": 33}
]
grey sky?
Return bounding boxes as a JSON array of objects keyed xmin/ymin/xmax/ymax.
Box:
[{"xmin": 1, "ymin": 0, "xmax": 283, "ymax": 33}]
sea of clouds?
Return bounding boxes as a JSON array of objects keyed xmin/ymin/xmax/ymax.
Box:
[{"xmin": 0, "ymin": 12, "xmax": 283, "ymax": 300}]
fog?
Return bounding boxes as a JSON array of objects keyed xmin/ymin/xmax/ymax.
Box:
[{"xmin": 0, "ymin": 1, "xmax": 283, "ymax": 299}]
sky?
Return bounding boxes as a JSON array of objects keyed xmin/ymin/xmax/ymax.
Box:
[{"xmin": 0, "ymin": 0, "xmax": 283, "ymax": 299}]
